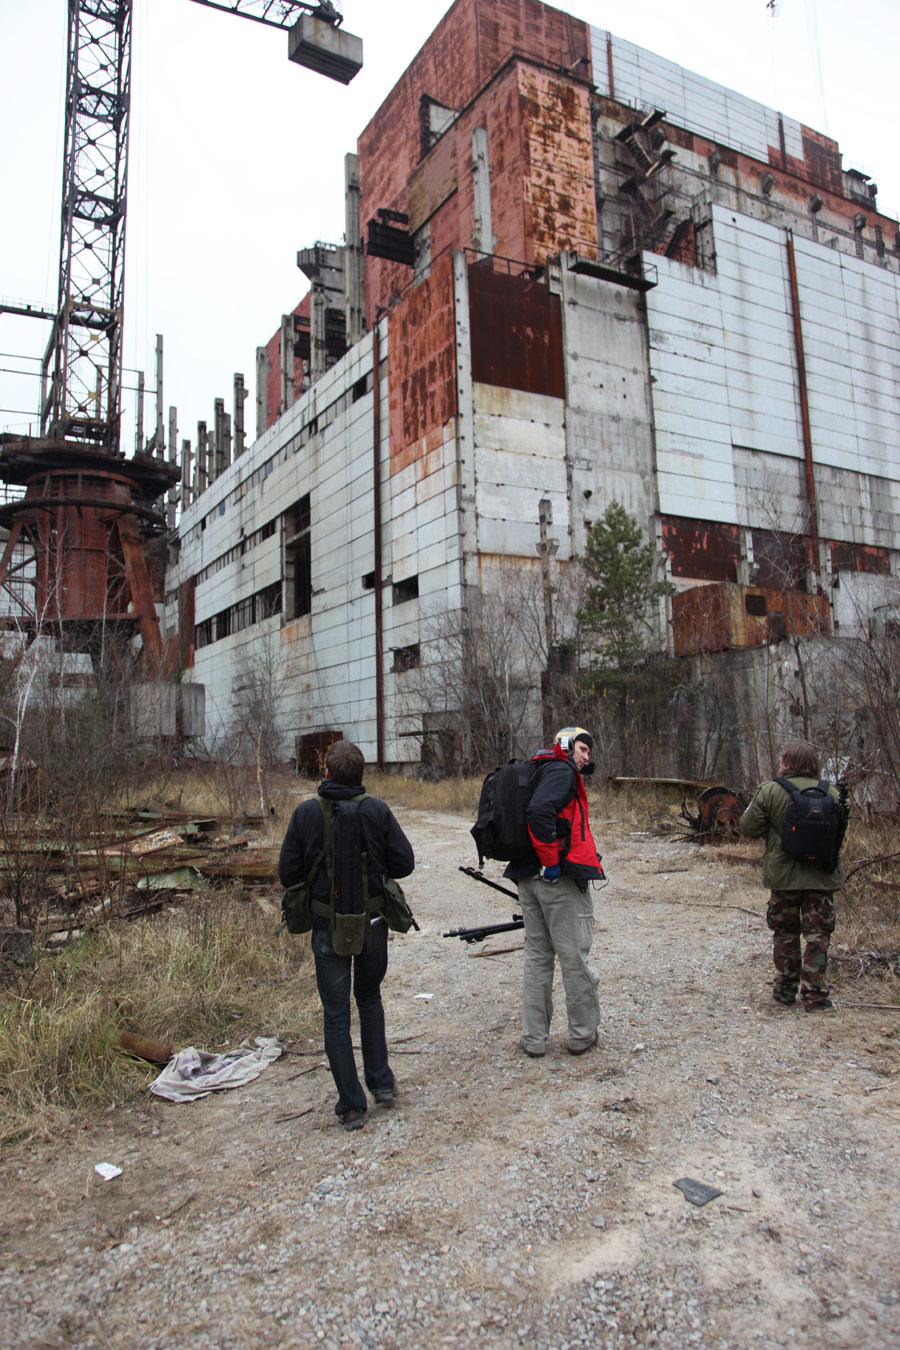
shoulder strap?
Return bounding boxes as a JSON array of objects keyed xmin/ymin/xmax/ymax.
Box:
[
  {"xmin": 774, "ymin": 776, "xmax": 800, "ymax": 799},
  {"xmin": 306, "ymin": 797, "xmax": 327, "ymax": 886}
]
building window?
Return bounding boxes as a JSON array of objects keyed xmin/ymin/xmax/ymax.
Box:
[
  {"xmin": 745, "ymin": 594, "xmax": 767, "ymax": 617},
  {"xmin": 256, "ymin": 581, "xmax": 282, "ymax": 621},
  {"xmin": 285, "ymin": 492, "xmax": 312, "ymax": 619},
  {"xmin": 393, "ymin": 575, "xmax": 419, "ymax": 605},
  {"xmin": 392, "ymin": 643, "xmax": 420, "ymax": 672}
]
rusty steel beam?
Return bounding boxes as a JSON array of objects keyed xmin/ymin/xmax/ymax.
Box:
[
  {"xmin": 372, "ymin": 322, "xmax": 384, "ymax": 771},
  {"xmin": 785, "ymin": 231, "xmax": 821, "ymax": 578}
]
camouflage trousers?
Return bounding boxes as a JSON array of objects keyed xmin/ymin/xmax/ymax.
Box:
[{"xmin": 766, "ymin": 890, "xmax": 835, "ymax": 1007}]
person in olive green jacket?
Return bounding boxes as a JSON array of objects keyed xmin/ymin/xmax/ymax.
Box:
[{"xmin": 740, "ymin": 740, "xmax": 844, "ymax": 1011}]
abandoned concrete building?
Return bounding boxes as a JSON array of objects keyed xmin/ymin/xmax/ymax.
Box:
[{"xmin": 164, "ymin": 0, "xmax": 900, "ymax": 777}]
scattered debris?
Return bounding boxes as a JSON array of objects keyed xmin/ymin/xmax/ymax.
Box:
[
  {"xmin": 673, "ymin": 1177, "xmax": 724, "ymax": 1206},
  {"xmin": 149, "ymin": 1036, "xmax": 282, "ymax": 1102},
  {"xmin": 94, "ymin": 1163, "xmax": 123, "ymax": 1181}
]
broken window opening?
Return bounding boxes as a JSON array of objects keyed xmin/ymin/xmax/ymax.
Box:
[
  {"xmin": 392, "ymin": 643, "xmax": 420, "ymax": 672},
  {"xmin": 393, "ymin": 575, "xmax": 419, "ymax": 605}
]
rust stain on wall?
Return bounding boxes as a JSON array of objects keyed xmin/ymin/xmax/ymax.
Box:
[
  {"xmin": 518, "ymin": 65, "xmax": 597, "ymax": 262},
  {"xmin": 468, "ymin": 262, "xmax": 564, "ymax": 398},
  {"xmin": 388, "ymin": 253, "xmax": 457, "ymax": 472},
  {"xmin": 408, "ymin": 132, "xmax": 458, "ymax": 233},
  {"xmin": 830, "ymin": 540, "xmax": 891, "ymax": 575}
]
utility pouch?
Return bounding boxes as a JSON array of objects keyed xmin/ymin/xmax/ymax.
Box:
[
  {"xmin": 330, "ymin": 910, "xmax": 368, "ymax": 956},
  {"xmin": 279, "ymin": 879, "xmax": 314, "ymax": 935},
  {"xmin": 380, "ymin": 874, "xmax": 420, "ymax": 934}
]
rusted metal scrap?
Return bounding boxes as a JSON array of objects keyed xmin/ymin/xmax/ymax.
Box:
[
  {"xmin": 680, "ymin": 785, "xmax": 748, "ymax": 840},
  {"xmin": 119, "ymin": 1032, "xmax": 173, "ymax": 1065}
]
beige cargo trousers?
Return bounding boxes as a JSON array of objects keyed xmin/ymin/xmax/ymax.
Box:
[{"xmin": 517, "ymin": 873, "xmax": 599, "ymax": 1055}]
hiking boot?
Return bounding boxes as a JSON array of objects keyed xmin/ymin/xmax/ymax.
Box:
[
  {"xmin": 520, "ymin": 1040, "xmax": 546, "ymax": 1058},
  {"xmin": 803, "ymin": 997, "xmax": 834, "ymax": 1012},
  {"xmin": 373, "ymin": 1087, "xmax": 396, "ymax": 1105},
  {"xmin": 339, "ymin": 1108, "xmax": 366, "ymax": 1131},
  {"xmin": 567, "ymin": 1032, "xmax": 598, "ymax": 1056},
  {"xmin": 773, "ymin": 987, "xmax": 797, "ymax": 1006}
]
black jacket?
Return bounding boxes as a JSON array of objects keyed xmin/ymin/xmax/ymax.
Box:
[
  {"xmin": 278, "ymin": 780, "xmax": 415, "ymax": 926},
  {"xmin": 504, "ymin": 753, "xmax": 579, "ymax": 883}
]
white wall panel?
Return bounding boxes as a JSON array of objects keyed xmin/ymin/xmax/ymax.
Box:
[{"xmin": 591, "ymin": 27, "xmax": 807, "ymax": 163}]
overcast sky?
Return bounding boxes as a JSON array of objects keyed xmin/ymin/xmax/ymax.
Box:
[{"xmin": 2, "ymin": 0, "xmax": 897, "ymax": 463}]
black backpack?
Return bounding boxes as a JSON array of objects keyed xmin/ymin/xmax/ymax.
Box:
[
  {"xmin": 470, "ymin": 760, "xmax": 537, "ymax": 867},
  {"xmin": 775, "ymin": 776, "xmax": 849, "ymax": 872},
  {"xmin": 471, "ymin": 756, "xmax": 575, "ymax": 867}
]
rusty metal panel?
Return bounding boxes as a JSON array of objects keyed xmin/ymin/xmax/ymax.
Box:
[
  {"xmin": 673, "ymin": 582, "xmax": 830, "ymax": 656},
  {"xmin": 750, "ymin": 528, "xmax": 809, "ymax": 591},
  {"xmin": 830, "ymin": 541, "xmax": 891, "ymax": 575},
  {"xmin": 661, "ymin": 518, "xmax": 740, "ymax": 582},
  {"xmin": 800, "ymin": 129, "xmax": 843, "ymax": 195},
  {"xmin": 517, "ymin": 65, "xmax": 597, "ymax": 263},
  {"xmin": 468, "ymin": 263, "xmax": 564, "ymax": 398},
  {"xmin": 387, "ymin": 253, "xmax": 457, "ymax": 467},
  {"xmin": 407, "ymin": 131, "xmax": 458, "ymax": 233}
]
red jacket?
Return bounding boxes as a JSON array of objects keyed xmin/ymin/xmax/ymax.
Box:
[{"xmin": 505, "ymin": 744, "xmax": 603, "ymax": 882}]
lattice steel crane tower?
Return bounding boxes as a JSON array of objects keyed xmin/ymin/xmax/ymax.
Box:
[{"xmin": 0, "ymin": 0, "xmax": 361, "ymax": 670}]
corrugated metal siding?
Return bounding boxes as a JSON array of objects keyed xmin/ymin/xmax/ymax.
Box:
[
  {"xmin": 592, "ymin": 28, "xmax": 808, "ymax": 169},
  {"xmin": 648, "ymin": 206, "xmax": 900, "ymax": 550}
]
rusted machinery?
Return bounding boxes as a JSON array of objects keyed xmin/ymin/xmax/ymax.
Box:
[
  {"xmin": 0, "ymin": 435, "xmax": 178, "ymax": 667},
  {"xmin": 680, "ymin": 784, "xmax": 748, "ymax": 839}
]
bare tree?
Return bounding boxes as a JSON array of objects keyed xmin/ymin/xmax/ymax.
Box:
[{"xmin": 401, "ymin": 563, "xmax": 582, "ymax": 774}]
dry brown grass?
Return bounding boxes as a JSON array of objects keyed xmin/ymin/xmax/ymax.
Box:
[
  {"xmin": 0, "ymin": 890, "xmax": 320, "ymax": 1147},
  {"xmin": 4, "ymin": 764, "xmax": 894, "ymax": 1148}
]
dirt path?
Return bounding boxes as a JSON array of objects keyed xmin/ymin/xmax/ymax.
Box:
[{"xmin": 1, "ymin": 811, "xmax": 898, "ymax": 1349}]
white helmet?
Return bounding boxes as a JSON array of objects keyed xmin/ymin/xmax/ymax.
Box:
[{"xmin": 554, "ymin": 726, "xmax": 594, "ymax": 753}]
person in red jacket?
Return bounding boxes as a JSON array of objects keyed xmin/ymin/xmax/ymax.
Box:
[{"xmin": 504, "ymin": 727, "xmax": 605, "ymax": 1058}]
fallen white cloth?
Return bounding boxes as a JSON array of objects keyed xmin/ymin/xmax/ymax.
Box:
[{"xmin": 149, "ymin": 1036, "xmax": 282, "ymax": 1102}]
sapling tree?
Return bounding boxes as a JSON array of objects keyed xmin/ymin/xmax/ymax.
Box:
[{"xmin": 576, "ymin": 501, "xmax": 676, "ymax": 775}]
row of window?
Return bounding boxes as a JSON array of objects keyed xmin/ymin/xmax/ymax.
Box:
[
  {"xmin": 180, "ymin": 371, "xmax": 373, "ymax": 553},
  {"xmin": 193, "ymin": 519, "xmax": 278, "ymax": 587},
  {"xmin": 195, "ymin": 581, "xmax": 283, "ymax": 648}
]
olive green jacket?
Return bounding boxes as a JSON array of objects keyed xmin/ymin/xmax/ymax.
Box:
[{"xmin": 739, "ymin": 775, "xmax": 844, "ymax": 892}]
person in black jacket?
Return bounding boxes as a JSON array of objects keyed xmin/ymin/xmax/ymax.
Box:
[{"xmin": 278, "ymin": 741, "xmax": 415, "ymax": 1131}]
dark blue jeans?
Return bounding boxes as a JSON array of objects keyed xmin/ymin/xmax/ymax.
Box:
[{"xmin": 311, "ymin": 918, "xmax": 394, "ymax": 1116}]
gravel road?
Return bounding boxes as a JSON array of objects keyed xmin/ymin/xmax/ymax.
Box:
[{"xmin": 1, "ymin": 809, "xmax": 898, "ymax": 1349}]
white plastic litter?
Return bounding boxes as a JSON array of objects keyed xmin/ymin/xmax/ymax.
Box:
[
  {"xmin": 149, "ymin": 1036, "xmax": 282, "ymax": 1102},
  {"xmin": 414, "ymin": 993, "xmax": 434, "ymax": 1000},
  {"xmin": 94, "ymin": 1163, "xmax": 123, "ymax": 1180}
]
